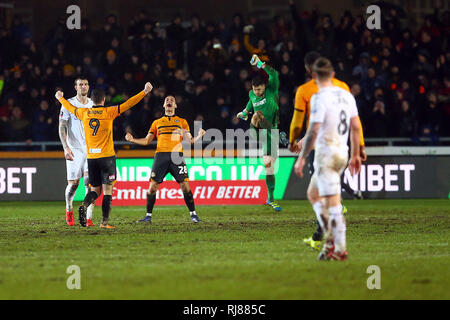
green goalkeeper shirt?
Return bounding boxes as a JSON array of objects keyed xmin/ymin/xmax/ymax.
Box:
[{"xmin": 245, "ymin": 65, "xmax": 280, "ymax": 129}]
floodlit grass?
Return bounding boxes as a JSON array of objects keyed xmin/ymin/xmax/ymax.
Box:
[{"xmin": 0, "ymin": 199, "xmax": 448, "ymax": 299}]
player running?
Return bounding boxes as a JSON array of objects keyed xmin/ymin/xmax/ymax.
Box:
[
  {"xmin": 289, "ymin": 51, "xmax": 367, "ymax": 250},
  {"xmin": 58, "ymin": 77, "xmax": 95, "ymax": 226},
  {"xmin": 236, "ymin": 54, "xmax": 282, "ymax": 212},
  {"xmin": 294, "ymin": 58, "xmax": 362, "ymax": 261},
  {"xmin": 55, "ymin": 82, "xmax": 153, "ymax": 228},
  {"xmin": 125, "ymin": 95, "xmax": 206, "ymax": 223}
]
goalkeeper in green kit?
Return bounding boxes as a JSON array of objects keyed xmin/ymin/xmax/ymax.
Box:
[{"xmin": 237, "ymin": 54, "xmax": 283, "ymax": 212}]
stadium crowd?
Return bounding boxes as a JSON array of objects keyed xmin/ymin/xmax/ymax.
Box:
[{"xmin": 0, "ymin": 1, "xmax": 449, "ymax": 147}]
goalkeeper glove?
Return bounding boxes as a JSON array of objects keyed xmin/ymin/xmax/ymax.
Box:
[
  {"xmin": 250, "ymin": 54, "xmax": 265, "ymax": 68},
  {"xmin": 237, "ymin": 111, "xmax": 248, "ymax": 121}
]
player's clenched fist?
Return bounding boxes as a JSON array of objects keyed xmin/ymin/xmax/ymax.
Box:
[
  {"xmin": 125, "ymin": 132, "xmax": 134, "ymax": 142},
  {"xmin": 144, "ymin": 82, "xmax": 153, "ymax": 94},
  {"xmin": 55, "ymin": 91, "xmax": 64, "ymax": 100},
  {"xmin": 197, "ymin": 128, "xmax": 206, "ymax": 138}
]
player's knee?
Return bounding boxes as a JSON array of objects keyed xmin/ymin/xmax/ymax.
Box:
[{"xmin": 148, "ymin": 183, "xmax": 159, "ymax": 195}]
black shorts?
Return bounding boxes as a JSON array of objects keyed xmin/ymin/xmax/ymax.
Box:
[
  {"xmin": 87, "ymin": 156, "xmax": 117, "ymax": 187},
  {"xmin": 151, "ymin": 152, "xmax": 188, "ymax": 183}
]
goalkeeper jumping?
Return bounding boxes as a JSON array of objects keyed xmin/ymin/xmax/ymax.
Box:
[{"xmin": 237, "ymin": 54, "xmax": 283, "ymax": 212}]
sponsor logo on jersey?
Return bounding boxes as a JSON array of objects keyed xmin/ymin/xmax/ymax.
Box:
[{"xmin": 253, "ymin": 98, "xmax": 267, "ymax": 107}]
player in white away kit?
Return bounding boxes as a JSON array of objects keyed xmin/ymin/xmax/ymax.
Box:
[
  {"xmin": 294, "ymin": 58, "xmax": 362, "ymax": 261},
  {"xmin": 58, "ymin": 77, "xmax": 95, "ymax": 226}
]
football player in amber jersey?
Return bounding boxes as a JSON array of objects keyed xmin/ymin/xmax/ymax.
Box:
[
  {"xmin": 55, "ymin": 82, "xmax": 153, "ymax": 228},
  {"xmin": 125, "ymin": 95, "xmax": 206, "ymax": 224}
]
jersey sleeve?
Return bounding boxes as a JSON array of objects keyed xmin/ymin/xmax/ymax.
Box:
[
  {"xmin": 289, "ymin": 85, "xmax": 307, "ymax": 143},
  {"xmin": 105, "ymin": 106, "xmax": 120, "ymax": 119},
  {"xmin": 264, "ymin": 65, "xmax": 279, "ymax": 92},
  {"xmin": 60, "ymin": 106, "xmax": 70, "ymax": 121},
  {"xmin": 245, "ymin": 95, "xmax": 254, "ymax": 114},
  {"xmin": 182, "ymin": 119, "xmax": 190, "ymax": 132},
  {"xmin": 58, "ymin": 97, "xmax": 78, "ymax": 118},
  {"xmin": 149, "ymin": 121, "xmax": 157, "ymax": 136},
  {"xmin": 348, "ymin": 94, "xmax": 359, "ymax": 119},
  {"xmin": 309, "ymin": 94, "xmax": 325, "ymax": 124}
]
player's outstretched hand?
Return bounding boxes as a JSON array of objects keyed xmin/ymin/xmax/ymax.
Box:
[
  {"xmin": 237, "ymin": 112, "xmax": 248, "ymax": 121},
  {"xmin": 250, "ymin": 54, "xmax": 261, "ymax": 66},
  {"xmin": 125, "ymin": 132, "xmax": 134, "ymax": 142},
  {"xmin": 144, "ymin": 82, "xmax": 153, "ymax": 94},
  {"xmin": 64, "ymin": 147, "xmax": 74, "ymax": 161},
  {"xmin": 55, "ymin": 91, "xmax": 64, "ymax": 100},
  {"xmin": 197, "ymin": 128, "xmax": 206, "ymax": 138},
  {"xmin": 349, "ymin": 156, "xmax": 362, "ymax": 176},
  {"xmin": 243, "ymin": 25, "xmax": 254, "ymax": 34},
  {"xmin": 294, "ymin": 157, "xmax": 306, "ymax": 178}
]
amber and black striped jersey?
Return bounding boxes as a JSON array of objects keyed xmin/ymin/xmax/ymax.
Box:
[
  {"xmin": 59, "ymin": 91, "xmax": 146, "ymax": 159},
  {"xmin": 149, "ymin": 115, "xmax": 190, "ymax": 153}
]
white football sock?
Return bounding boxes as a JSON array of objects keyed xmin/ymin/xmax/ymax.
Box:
[
  {"xmin": 146, "ymin": 213, "xmax": 152, "ymax": 217},
  {"xmin": 329, "ymin": 205, "xmax": 346, "ymax": 253},
  {"xmin": 65, "ymin": 183, "xmax": 78, "ymax": 211},
  {"xmin": 312, "ymin": 201, "xmax": 325, "ymax": 231},
  {"xmin": 84, "ymin": 185, "xmax": 95, "ymax": 219},
  {"xmin": 190, "ymin": 211, "xmax": 196, "ymax": 216}
]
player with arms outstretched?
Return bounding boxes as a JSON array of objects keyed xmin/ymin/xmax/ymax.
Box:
[
  {"xmin": 55, "ymin": 82, "xmax": 153, "ymax": 228},
  {"xmin": 236, "ymin": 54, "xmax": 282, "ymax": 212},
  {"xmin": 289, "ymin": 51, "xmax": 367, "ymax": 250},
  {"xmin": 125, "ymin": 95, "xmax": 206, "ymax": 223},
  {"xmin": 59, "ymin": 77, "xmax": 95, "ymax": 226},
  {"xmin": 294, "ymin": 58, "xmax": 362, "ymax": 261}
]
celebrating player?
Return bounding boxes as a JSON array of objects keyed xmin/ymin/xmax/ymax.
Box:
[
  {"xmin": 289, "ymin": 51, "xmax": 367, "ymax": 250},
  {"xmin": 236, "ymin": 54, "xmax": 282, "ymax": 212},
  {"xmin": 294, "ymin": 58, "xmax": 362, "ymax": 261},
  {"xmin": 55, "ymin": 82, "xmax": 153, "ymax": 228},
  {"xmin": 58, "ymin": 77, "xmax": 95, "ymax": 226},
  {"xmin": 125, "ymin": 95, "xmax": 206, "ymax": 223}
]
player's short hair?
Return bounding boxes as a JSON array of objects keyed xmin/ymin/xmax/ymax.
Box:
[
  {"xmin": 304, "ymin": 51, "xmax": 321, "ymax": 68},
  {"xmin": 312, "ymin": 57, "xmax": 334, "ymax": 80},
  {"xmin": 252, "ymin": 74, "xmax": 267, "ymax": 87},
  {"xmin": 74, "ymin": 76, "xmax": 89, "ymax": 86},
  {"xmin": 91, "ymin": 89, "xmax": 105, "ymax": 104}
]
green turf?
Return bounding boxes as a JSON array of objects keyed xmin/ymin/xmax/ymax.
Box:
[{"xmin": 0, "ymin": 200, "xmax": 449, "ymax": 300}]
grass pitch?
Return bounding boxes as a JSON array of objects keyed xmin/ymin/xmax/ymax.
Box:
[{"xmin": 0, "ymin": 199, "xmax": 448, "ymax": 300}]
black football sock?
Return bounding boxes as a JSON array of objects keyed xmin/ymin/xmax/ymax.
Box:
[
  {"xmin": 83, "ymin": 191, "xmax": 98, "ymax": 207},
  {"xmin": 146, "ymin": 193, "xmax": 156, "ymax": 216},
  {"xmin": 183, "ymin": 191, "xmax": 196, "ymax": 213},
  {"xmin": 102, "ymin": 195, "xmax": 112, "ymax": 224}
]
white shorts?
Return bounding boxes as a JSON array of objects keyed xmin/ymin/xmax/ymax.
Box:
[
  {"xmin": 66, "ymin": 148, "xmax": 88, "ymax": 181},
  {"xmin": 311, "ymin": 149, "xmax": 348, "ymax": 197}
]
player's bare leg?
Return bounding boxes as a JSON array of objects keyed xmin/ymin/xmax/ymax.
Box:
[
  {"xmin": 78, "ymin": 185, "xmax": 101, "ymax": 227},
  {"xmin": 138, "ymin": 180, "xmax": 159, "ymax": 223},
  {"xmin": 65, "ymin": 179, "xmax": 79, "ymax": 226},
  {"xmin": 100, "ymin": 184, "xmax": 115, "ymax": 229},
  {"xmin": 83, "ymin": 173, "xmax": 95, "ymax": 227},
  {"xmin": 179, "ymin": 181, "xmax": 201, "ymax": 223}
]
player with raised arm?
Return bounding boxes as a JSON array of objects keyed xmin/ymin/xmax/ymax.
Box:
[
  {"xmin": 289, "ymin": 51, "xmax": 367, "ymax": 251},
  {"xmin": 236, "ymin": 54, "xmax": 282, "ymax": 212},
  {"xmin": 294, "ymin": 58, "xmax": 362, "ymax": 261},
  {"xmin": 59, "ymin": 77, "xmax": 95, "ymax": 227},
  {"xmin": 125, "ymin": 95, "xmax": 206, "ymax": 224},
  {"xmin": 55, "ymin": 82, "xmax": 153, "ymax": 228}
]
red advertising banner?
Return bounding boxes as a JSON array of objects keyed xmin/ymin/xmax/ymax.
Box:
[{"xmin": 95, "ymin": 180, "xmax": 268, "ymax": 206}]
